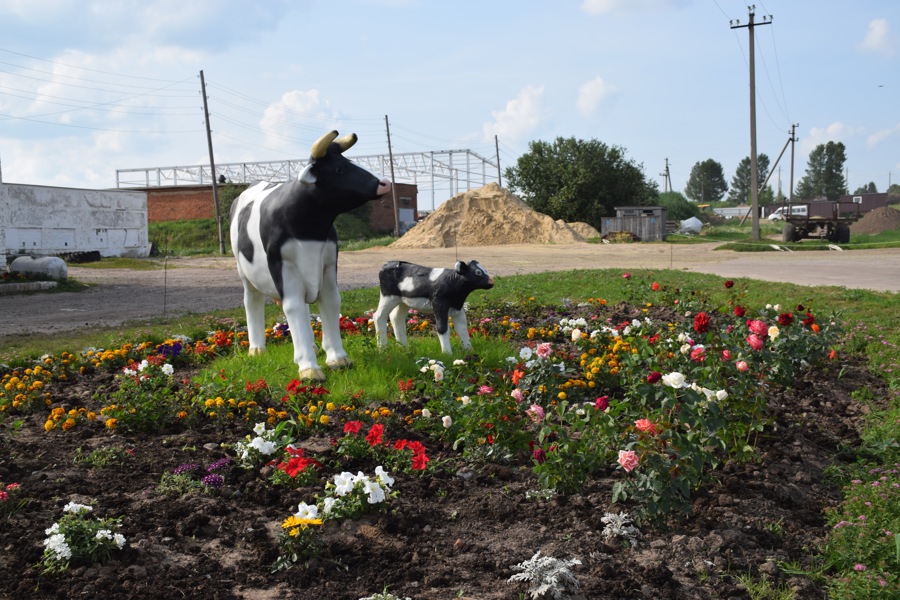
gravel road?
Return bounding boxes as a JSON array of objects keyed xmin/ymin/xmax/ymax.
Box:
[{"xmin": 1, "ymin": 242, "xmax": 898, "ymax": 337}]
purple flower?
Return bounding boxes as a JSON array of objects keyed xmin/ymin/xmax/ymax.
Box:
[{"xmin": 202, "ymin": 474, "xmax": 225, "ymax": 488}]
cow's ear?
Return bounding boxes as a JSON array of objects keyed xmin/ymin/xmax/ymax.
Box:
[
  {"xmin": 455, "ymin": 261, "xmax": 465, "ymax": 273},
  {"xmin": 299, "ymin": 163, "xmax": 317, "ymax": 184}
]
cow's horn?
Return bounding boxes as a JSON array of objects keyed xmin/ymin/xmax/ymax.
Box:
[
  {"xmin": 310, "ymin": 130, "xmax": 339, "ymax": 159},
  {"xmin": 334, "ymin": 133, "xmax": 358, "ymax": 153}
]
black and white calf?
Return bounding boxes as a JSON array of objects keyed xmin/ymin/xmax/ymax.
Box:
[
  {"xmin": 230, "ymin": 131, "xmax": 391, "ymax": 380},
  {"xmin": 374, "ymin": 260, "xmax": 494, "ymax": 353}
]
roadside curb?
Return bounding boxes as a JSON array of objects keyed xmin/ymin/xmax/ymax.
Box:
[{"xmin": 0, "ymin": 281, "xmax": 59, "ymax": 295}]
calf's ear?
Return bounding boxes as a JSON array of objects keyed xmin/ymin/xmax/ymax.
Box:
[{"xmin": 455, "ymin": 261, "xmax": 465, "ymax": 273}]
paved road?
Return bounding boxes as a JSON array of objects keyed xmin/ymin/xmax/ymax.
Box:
[{"xmin": 1, "ymin": 243, "xmax": 897, "ymax": 337}]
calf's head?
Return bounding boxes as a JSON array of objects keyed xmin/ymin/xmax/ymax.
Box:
[
  {"xmin": 299, "ymin": 130, "xmax": 392, "ymax": 211},
  {"xmin": 455, "ymin": 260, "xmax": 494, "ymax": 292}
]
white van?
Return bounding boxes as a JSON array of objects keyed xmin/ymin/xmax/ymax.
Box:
[{"xmin": 768, "ymin": 205, "xmax": 808, "ymax": 221}]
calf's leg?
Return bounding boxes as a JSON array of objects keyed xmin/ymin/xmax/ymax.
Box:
[{"xmin": 450, "ymin": 307, "xmax": 472, "ymax": 350}]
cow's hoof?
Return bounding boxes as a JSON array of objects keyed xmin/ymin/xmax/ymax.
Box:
[
  {"xmin": 297, "ymin": 367, "xmax": 327, "ymax": 381},
  {"xmin": 248, "ymin": 347, "xmax": 267, "ymax": 356},
  {"xmin": 326, "ymin": 357, "xmax": 353, "ymax": 370}
]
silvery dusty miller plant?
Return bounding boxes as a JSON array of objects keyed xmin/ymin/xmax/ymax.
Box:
[{"xmin": 508, "ymin": 550, "xmax": 582, "ymax": 600}]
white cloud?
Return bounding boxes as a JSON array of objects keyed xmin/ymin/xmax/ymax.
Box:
[
  {"xmin": 859, "ymin": 18, "xmax": 895, "ymax": 57},
  {"xmin": 260, "ymin": 90, "xmax": 339, "ymax": 152},
  {"xmin": 482, "ymin": 85, "xmax": 544, "ymax": 143},
  {"xmin": 867, "ymin": 124, "xmax": 900, "ymax": 147},
  {"xmin": 799, "ymin": 122, "xmax": 864, "ymax": 156},
  {"xmin": 577, "ymin": 76, "xmax": 616, "ymax": 117}
]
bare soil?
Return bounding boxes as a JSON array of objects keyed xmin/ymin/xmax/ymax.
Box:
[{"xmin": 0, "ymin": 304, "xmax": 887, "ymax": 600}]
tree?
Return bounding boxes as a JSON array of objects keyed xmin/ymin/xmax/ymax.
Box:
[
  {"xmin": 504, "ymin": 137, "xmax": 658, "ymax": 232},
  {"xmin": 889, "ymin": 183, "xmax": 900, "ymax": 196},
  {"xmin": 795, "ymin": 141, "xmax": 847, "ymax": 201},
  {"xmin": 727, "ymin": 154, "xmax": 771, "ymax": 205},
  {"xmin": 684, "ymin": 160, "xmax": 728, "ymax": 203},
  {"xmin": 657, "ymin": 191, "xmax": 703, "ymax": 222},
  {"xmin": 853, "ymin": 182, "xmax": 878, "ymax": 194}
]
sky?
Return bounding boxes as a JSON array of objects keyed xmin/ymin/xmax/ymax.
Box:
[{"xmin": 0, "ymin": 0, "xmax": 898, "ymax": 210}]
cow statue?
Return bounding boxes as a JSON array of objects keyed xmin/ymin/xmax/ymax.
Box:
[
  {"xmin": 374, "ymin": 260, "xmax": 494, "ymax": 353},
  {"xmin": 230, "ymin": 130, "xmax": 391, "ymax": 380}
]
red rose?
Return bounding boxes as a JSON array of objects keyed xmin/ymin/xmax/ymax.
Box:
[
  {"xmin": 646, "ymin": 371, "xmax": 662, "ymax": 384},
  {"xmin": 622, "ymin": 272, "xmax": 631, "ymax": 279},
  {"xmin": 734, "ymin": 306, "xmax": 746, "ymax": 318},
  {"xmin": 747, "ymin": 319, "xmax": 768, "ymax": 337},
  {"xmin": 651, "ymin": 282, "xmax": 660, "ymax": 291},
  {"xmin": 693, "ymin": 312, "xmax": 711, "ymax": 334},
  {"xmin": 777, "ymin": 312, "xmax": 794, "ymax": 326},
  {"xmin": 747, "ymin": 333, "xmax": 765, "ymax": 351},
  {"xmin": 724, "ymin": 280, "xmax": 734, "ymax": 289}
]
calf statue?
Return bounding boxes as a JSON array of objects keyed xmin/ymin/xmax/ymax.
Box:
[
  {"xmin": 374, "ymin": 260, "xmax": 494, "ymax": 353},
  {"xmin": 230, "ymin": 130, "xmax": 391, "ymax": 380}
]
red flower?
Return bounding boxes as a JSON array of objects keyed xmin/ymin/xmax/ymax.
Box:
[
  {"xmin": 595, "ymin": 395, "xmax": 610, "ymax": 410},
  {"xmin": 693, "ymin": 312, "xmax": 711, "ymax": 334},
  {"xmin": 411, "ymin": 452, "xmax": 429, "ymax": 471},
  {"xmin": 646, "ymin": 371, "xmax": 662, "ymax": 384},
  {"xmin": 635, "ymin": 419, "xmax": 658, "ymax": 435},
  {"xmin": 802, "ymin": 311, "xmax": 816, "ymax": 327},
  {"xmin": 651, "ymin": 282, "xmax": 660, "ymax": 291},
  {"xmin": 746, "ymin": 333, "xmax": 765, "ymax": 351},
  {"xmin": 746, "ymin": 319, "xmax": 768, "ymax": 337},
  {"xmin": 398, "ymin": 378, "xmax": 414, "ymax": 392},
  {"xmin": 724, "ymin": 280, "xmax": 734, "ymax": 289},
  {"xmin": 511, "ymin": 369, "xmax": 525, "ymax": 386},
  {"xmin": 777, "ymin": 312, "xmax": 794, "ymax": 326},
  {"xmin": 366, "ymin": 423, "xmax": 384, "ymax": 446},
  {"xmin": 343, "ymin": 420, "xmax": 363, "ymax": 435},
  {"xmin": 690, "ymin": 346, "xmax": 706, "ymax": 362},
  {"xmin": 286, "ymin": 379, "xmax": 304, "ymax": 395},
  {"xmin": 622, "ymin": 272, "xmax": 631, "ymax": 279},
  {"xmin": 734, "ymin": 305, "xmax": 746, "ymax": 318},
  {"xmin": 532, "ymin": 447, "xmax": 546, "ymax": 464}
]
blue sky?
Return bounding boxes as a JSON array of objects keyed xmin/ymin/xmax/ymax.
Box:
[{"xmin": 0, "ymin": 0, "xmax": 897, "ymax": 210}]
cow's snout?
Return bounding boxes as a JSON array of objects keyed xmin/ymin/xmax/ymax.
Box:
[
  {"xmin": 487, "ymin": 277, "xmax": 495, "ymax": 288},
  {"xmin": 377, "ymin": 179, "xmax": 392, "ymax": 196}
]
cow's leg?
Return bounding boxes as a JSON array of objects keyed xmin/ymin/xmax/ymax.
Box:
[
  {"xmin": 433, "ymin": 302, "xmax": 453, "ymax": 354},
  {"xmin": 374, "ymin": 295, "xmax": 401, "ymax": 348},
  {"xmin": 388, "ymin": 302, "xmax": 410, "ymax": 347},
  {"xmin": 318, "ymin": 258, "xmax": 351, "ymax": 371},
  {"xmin": 278, "ymin": 272, "xmax": 326, "ymax": 380},
  {"xmin": 242, "ymin": 283, "xmax": 268, "ymax": 355},
  {"xmin": 450, "ymin": 307, "xmax": 472, "ymax": 350}
]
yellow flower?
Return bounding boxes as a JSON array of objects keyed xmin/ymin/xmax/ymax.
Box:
[
  {"xmin": 44, "ymin": 420, "xmax": 56, "ymax": 432},
  {"xmin": 105, "ymin": 418, "xmax": 118, "ymax": 429},
  {"xmin": 319, "ymin": 415, "xmax": 330, "ymax": 425}
]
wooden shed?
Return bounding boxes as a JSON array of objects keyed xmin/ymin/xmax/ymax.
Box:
[{"xmin": 600, "ymin": 206, "xmax": 668, "ymax": 242}]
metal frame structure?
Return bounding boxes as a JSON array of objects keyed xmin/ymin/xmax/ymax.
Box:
[{"xmin": 115, "ymin": 149, "xmax": 501, "ymax": 211}]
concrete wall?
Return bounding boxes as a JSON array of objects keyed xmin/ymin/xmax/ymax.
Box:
[{"xmin": 0, "ymin": 182, "xmax": 149, "ymax": 268}]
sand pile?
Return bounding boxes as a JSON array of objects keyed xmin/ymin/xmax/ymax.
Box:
[
  {"xmin": 391, "ymin": 183, "xmax": 600, "ymax": 248},
  {"xmin": 850, "ymin": 206, "xmax": 900, "ymax": 235}
]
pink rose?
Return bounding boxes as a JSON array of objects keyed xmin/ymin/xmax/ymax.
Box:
[
  {"xmin": 690, "ymin": 346, "xmax": 706, "ymax": 362},
  {"xmin": 526, "ymin": 404, "xmax": 544, "ymax": 423},
  {"xmin": 536, "ymin": 343, "xmax": 552, "ymax": 359},
  {"xmin": 511, "ymin": 389, "xmax": 524, "ymax": 404},
  {"xmin": 617, "ymin": 450, "xmax": 640, "ymax": 473},
  {"xmin": 736, "ymin": 360, "xmax": 749, "ymax": 372},
  {"xmin": 622, "ymin": 272, "xmax": 631, "ymax": 280},
  {"xmin": 594, "ymin": 395, "xmax": 610, "ymax": 411},
  {"xmin": 721, "ymin": 349, "xmax": 732, "ymax": 361},
  {"xmin": 747, "ymin": 319, "xmax": 768, "ymax": 337},
  {"xmin": 746, "ymin": 333, "xmax": 764, "ymax": 351},
  {"xmin": 634, "ymin": 419, "xmax": 658, "ymax": 435}
]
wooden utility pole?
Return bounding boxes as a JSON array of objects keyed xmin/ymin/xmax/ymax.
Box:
[
  {"xmin": 494, "ymin": 135, "xmax": 501, "ymax": 186},
  {"xmin": 200, "ymin": 70, "xmax": 225, "ymax": 254},
  {"xmin": 731, "ymin": 7, "xmax": 772, "ymax": 241},
  {"xmin": 789, "ymin": 123, "xmax": 798, "ymax": 203},
  {"xmin": 384, "ymin": 115, "xmax": 400, "ymax": 236},
  {"xmin": 659, "ymin": 158, "xmax": 671, "ymax": 193}
]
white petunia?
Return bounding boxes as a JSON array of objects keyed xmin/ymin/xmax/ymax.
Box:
[
  {"xmin": 249, "ymin": 437, "xmax": 276, "ymax": 455},
  {"xmin": 161, "ymin": 363, "xmax": 174, "ymax": 376},
  {"xmin": 333, "ymin": 472, "xmax": 356, "ymax": 496},
  {"xmin": 363, "ymin": 479, "xmax": 386, "ymax": 504},
  {"xmin": 295, "ymin": 501, "xmax": 319, "ymax": 520},
  {"xmin": 716, "ymin": 389, "xmax": 728, "ymax": 401},
  {"xmin": 253, "ymin": 422, "xmax": 267, "ymax": 436},
  {"xmin": 442, "ymin": 415, "xmax": 453, "ymax": 428},
  {"xmin": 63, "ymin": 502, "xmax": 92, "ymax": 514},
  {"xmin": 374, "ymin": 466, "xmax": 394, "ymax": 487},
  {"xmin": 519, "ymin": 347, "xmax": 533, "ymax": 361}
]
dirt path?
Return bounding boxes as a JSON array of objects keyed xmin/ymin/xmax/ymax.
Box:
[{"xmin": 1, "ymin": 242, "xmax": 898, "ymax": 337}]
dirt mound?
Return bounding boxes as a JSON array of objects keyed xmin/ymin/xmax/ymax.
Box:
[
  {"xmin": 391, "ymin": 183, "xmax": 599, "ymax": 248},
  {"xmin": 850, "ymin": 206, "xmax": 900, "ymax": 235}
]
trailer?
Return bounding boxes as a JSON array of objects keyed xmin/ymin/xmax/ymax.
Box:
[{"xmin": 778, "ymin": 201, "xmax": 859, "ymax": 243}]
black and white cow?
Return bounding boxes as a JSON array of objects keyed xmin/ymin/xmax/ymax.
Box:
[
  {"xmin": 230, "ymin": 131, "xmax": 391, "ymax": 380},
  {"xmin": 374, "ymin": 260, "xmax": 494, "ymax": 353}
]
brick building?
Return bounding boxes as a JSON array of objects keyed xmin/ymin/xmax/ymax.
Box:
[{"xmin": 146, "ymin": 183, "xmax": 418, "ymax": 233}]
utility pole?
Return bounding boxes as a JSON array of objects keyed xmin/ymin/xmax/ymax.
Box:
[
  {"xmin": 659, "ymin": 158, "xmax": 672, "ymax": 193},
  {"xmin": 494, "ymin": 135, "xmax": 502, "ymax": 186},
  {"xmin": 789, "ymin": 123, "xmax": 798, "ymax": 203},
  {"xmin": 731, "ymin": 7, "xmax": 772, "ymax": 241},
  {"xmin": 200, "ymin": 70, "xmax": 225, "ymax": 254},
  {"xmin": 384, "ymin": 115, "xmax": 400, "ymax": 236}
]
